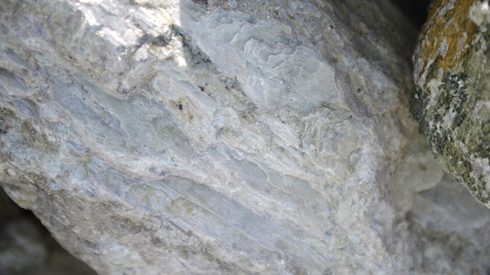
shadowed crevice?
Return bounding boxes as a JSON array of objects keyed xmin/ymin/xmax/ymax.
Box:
[{"xmin": 391, "ymin": 0, "xmax": 432, "ymax": 30}]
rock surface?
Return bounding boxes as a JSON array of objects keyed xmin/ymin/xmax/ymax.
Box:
[
  {"xmin": 412, "ymin": 0, "xmax": 490, "ymax": 206},
  {"xmin": 391, "ymin": 134, "xmax": 490, "ymax": 274},
  {"xmin": 1, "ymin": 0, "xmax": 490, "ymax": 274}
]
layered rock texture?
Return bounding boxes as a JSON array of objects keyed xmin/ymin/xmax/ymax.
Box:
[
  {"xmin": 413, "ymin": 0, "xmax": 490, "ymax": 206},
  {"xmin": 1, "ymin": 0, "xmax": 490, "ymax": 274}
]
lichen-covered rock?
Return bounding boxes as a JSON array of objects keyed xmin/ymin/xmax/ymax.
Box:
[{"xmin": 413, "ymin": 0, "xmax": 490, "ymax": 205}]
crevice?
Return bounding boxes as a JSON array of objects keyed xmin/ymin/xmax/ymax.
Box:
[{"xmin": 391, "ymin": 0, "xmax": 432, "ymax": 30}]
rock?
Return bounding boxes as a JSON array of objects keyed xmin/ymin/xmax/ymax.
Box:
[
  {"xmin": 2, "ymin": 0, "xmax": 490, "ymax": 274},
  {"xmin": 0, "ymin": 0, "xmax": 416, "ymax": 273},
  {"xmin": 412, "ymin": 0, "xmax": 490, "ymax": 205},
  {"xmin": 401, "ymin": 175, "xmax": 490, "ymax": 274},
  {"xmin": 409, "ymin": 176, "xmax": 490, "ymax": 274},
  {"xmin": 391, "ymin": 134, "xmax": 490, "ymax": 274},
  {"xmin": 0, "ymin": 189, "xmax": 95, "ymax": 275}
]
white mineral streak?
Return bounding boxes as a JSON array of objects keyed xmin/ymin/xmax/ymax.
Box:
[
  {"xmin": 470, "ymin": 0, "xmax": 490, "ymax": 26},
  {"xmin": 1, "ymin": 0, "xmax": 490, "ymax": 274}
]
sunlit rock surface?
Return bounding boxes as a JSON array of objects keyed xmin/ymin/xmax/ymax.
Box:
[{"xmin": 1, "ymin": 0, "xmax": 490, "ymax": 274}]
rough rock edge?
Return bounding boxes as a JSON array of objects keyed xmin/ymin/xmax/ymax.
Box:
[{"xmin": 412, "ymin": 0, "xmax": 490, "ymax": 206}]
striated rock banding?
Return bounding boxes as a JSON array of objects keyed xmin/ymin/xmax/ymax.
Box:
[{"xmin": 0, "ymin": 0, "xmax": 417, "ymax": 273}]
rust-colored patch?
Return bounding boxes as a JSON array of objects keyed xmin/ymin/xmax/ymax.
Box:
[{"xmin": 418, "ymin": 0, "xmax": 477, "ymax": 71}]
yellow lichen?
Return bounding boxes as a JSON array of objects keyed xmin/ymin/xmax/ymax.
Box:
[{"xmin": 419, "ymin": 0, "xmax": 477, "ymax": 71}]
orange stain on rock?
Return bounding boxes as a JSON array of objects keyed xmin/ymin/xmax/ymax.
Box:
[{"xmin": 419, "ymin": 0, "xmax": 477, "ymax": 71}]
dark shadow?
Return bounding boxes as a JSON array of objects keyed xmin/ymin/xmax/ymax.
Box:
[
  {"xmin": 0, "ymin": 188, "xmax": 96, "ymax": 275},
  {"xmin": 391, "ymin": 0, "xmax": 431, "ymax": 30}
]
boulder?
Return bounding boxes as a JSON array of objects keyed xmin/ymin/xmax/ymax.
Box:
[
  {"xmin": 413, "ymin": 0, "xmax": 490, "ymax": 206},
  {"xmin": 2, "ymin": 0, "xmax": 490, "ymax": 274}
]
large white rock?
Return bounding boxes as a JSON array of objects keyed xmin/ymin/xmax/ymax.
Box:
[{"xmin": 1, "ymin": 0, "xmax": 490, "ymax": 274}]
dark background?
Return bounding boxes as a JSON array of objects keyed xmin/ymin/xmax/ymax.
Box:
[{"xmin": 392, "ymin": 0, "xmax": 432, "ymax": 29}]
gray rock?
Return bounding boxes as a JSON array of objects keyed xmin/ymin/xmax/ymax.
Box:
[
  {"xmin": 407, "ymin": 176, "xmax": 490, "ymax": 274},
  {"xmin": 391, "ymin": 134, "xmax": 490, "ymax": 274},
  {"xmin": 1, "ymin": 0, "xmax": 490, "ymax": 274}
]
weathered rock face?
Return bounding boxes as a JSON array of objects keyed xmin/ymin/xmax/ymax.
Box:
[
  {"xmin": 1, "ymin": 0, "xmax": 490, "ymax": 274},
  {"xmin": 412, "ymin": 0, "xmax": 490, "ymax": 206},
  {"xmin": 0, "ymin": 0, "xmax": 414, "ymax": 273}
]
